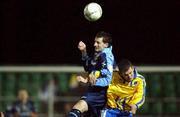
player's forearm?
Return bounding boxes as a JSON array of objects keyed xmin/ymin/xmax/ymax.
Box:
[
  {"xmin": 135, "ymin": 96, "xmax": 145, "ymax": 109},
  {"xmin": 95, "ymin": 73, "xmax": 112, "ymax": 86},
  {"xmin": 95, "ymin": 66, "xmax": 113, "ymax": 86},
  {"xmin": 81, "ymin": 50, "xmax": 88, "ymax": 60},
  {"xmin": 128, "ymin": 95, "xmax": 145, "ymax": 109},
  {"xmin": 133, "ymin": 81, "xmax": 146, "ymax": 108},
  {"xmin": 107, "ymin": 94, "xmax": 118, "ymax": 108}
]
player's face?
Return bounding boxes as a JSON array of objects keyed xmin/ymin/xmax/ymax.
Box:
[
  {"xmin": 94, "ymin": 37, "xmax": 108, "ymax": 52},
  {"xmin": 18, "ymin": 90, "xmax": 29, "ymax": 103},
  {"xmin": 120, "ymin": 67, "xmax": 134, "ymax": 82}
]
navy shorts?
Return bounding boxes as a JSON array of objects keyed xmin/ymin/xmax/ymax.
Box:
[{"xmin": 81, "ymin": 86, "xmax": 108, "ymax": 117}]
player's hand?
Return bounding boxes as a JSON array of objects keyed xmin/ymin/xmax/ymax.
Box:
[
  {"xmin": 88, "ymin": 73, "xmax": 97, "ymax": 85},
  {"xmin": 77, "ymin": 75, "xmax": 88, "ymax": 83},
  {"xmin": 129, "ymin": 104, "xmax": 137, "ymax": 114},
  {"xmin": 78, "ymin": 41, "xmax": 86, "ymax": 52}
]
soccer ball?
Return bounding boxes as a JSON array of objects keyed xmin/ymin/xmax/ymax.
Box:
[{"xmin": 84, "ymin": 2, "xmax": 102, "ymax": 22}]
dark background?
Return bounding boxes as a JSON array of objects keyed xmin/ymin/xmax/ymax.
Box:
[{"xmin": 1, "ymin": 0, "xmax": 179, "ymax": 65}]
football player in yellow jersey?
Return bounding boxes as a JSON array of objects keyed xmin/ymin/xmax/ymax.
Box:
[
  {"xmin": 76, "ymin": 59, "xmax": 146, "ymax": 117},
  {"xmin": 101, "ymin": 59, "xmax": 146, "ymax": 117}
]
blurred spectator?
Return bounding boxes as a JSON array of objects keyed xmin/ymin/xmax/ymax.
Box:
[
  {"xmin": 5, "ymin": 89, "xmax": 37, "ymax": 117},
  {"xmin": 38, "ymin": 78, "xmax": 59, "ymax": 114},
  {"xmin": 69, "ymin": 74, "xmax": 79, "ymax": 91}
]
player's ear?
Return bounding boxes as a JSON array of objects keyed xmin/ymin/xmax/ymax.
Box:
[{"xmin": 104, "ymin": 43, "xmax": 108, "ymax": 48}]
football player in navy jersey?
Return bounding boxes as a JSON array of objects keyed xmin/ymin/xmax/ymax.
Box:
[{"xmin": 68, "ymin": 31, "xmax": 115, "ymax": 117}]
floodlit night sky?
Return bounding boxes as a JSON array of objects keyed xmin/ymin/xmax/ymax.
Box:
[{"xmin": 1, "ymin": 0, "xmax": 179, "ymax": 65}]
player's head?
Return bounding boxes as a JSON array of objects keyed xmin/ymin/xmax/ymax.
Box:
[
  {"xmin": 18, "ymin": 89, "xmax": 29, "ymax": 103},
  {"xmin": 118, "ymin": 59, "xmax": 134, "ymax": 82},
  {"xmin": 94, "ymin": 31, "xmax": 112, "ymax": 52}
]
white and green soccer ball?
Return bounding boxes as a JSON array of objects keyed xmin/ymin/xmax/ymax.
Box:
[{"xmin": 84, "ymin": 2, "xmax": 103, "ymax": 22}]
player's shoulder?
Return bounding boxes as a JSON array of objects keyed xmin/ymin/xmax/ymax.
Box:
[
  {"xmin": 112, "ymin": 71, "xmax": 119, "ymax": 77},
  {"xmin": 101, "ymin": 47, "xmax": 113, "ymax": 55},
  {"xmin": 135, "ymin": 73, "xmax": 145, "ymax": 82},
  {"xmin": 101, "ymin": 49, "xmax": 113, "ymax": 56},
  {"xmin": 137, "ymin": 74, "xmax": 145, "ymax": 79}
]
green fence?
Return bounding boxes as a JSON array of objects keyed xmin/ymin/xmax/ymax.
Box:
[{"xmin": 0, "ymin": 66, "xmax": 180, "ymax": 117}]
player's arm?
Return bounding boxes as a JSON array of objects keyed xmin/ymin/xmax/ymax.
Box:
[
  {"xmin": 78, "ymin": 41, "xmax": 92, "ymax": 72},
  {"xmin": 128, "ymin": 78, "xmax": 146, "ymax": 110},
  {"xmin": 76, "ymin": 72, "xmax": 89, "ymax": 83},
  {"xmin": 95, "ymin": 53, "xmax": 114, "ymax": 86},
  {"xmin": 106, "ymin": 85, "xmax": 118, "ymax": 108}
]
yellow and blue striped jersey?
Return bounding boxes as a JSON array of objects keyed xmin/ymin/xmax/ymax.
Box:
[{"xmin": 107, "ymin": 69, "xmax": 146, "ymax": 111}]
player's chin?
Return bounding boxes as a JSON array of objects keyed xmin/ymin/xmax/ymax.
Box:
[
  {"xmin": 95, "ymin": 48, "xmax": 101, "ymax": 52},
  {"xmin": 129, "ymin": 78, "xmax": 133, "ymax": 82},
  {"xmin": 94, "ymin": 49, "xmax": 98, "ymax": 52},
  {"xmin": 127, "ymin": 78, "xmax": 132, "ymax": 82}
]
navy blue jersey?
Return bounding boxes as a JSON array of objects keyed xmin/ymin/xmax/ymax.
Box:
[
  {"xmin": 80, "ymin": 46, "xmax": 114, "ymax": 117},
  {"xmin": 82, "ymin": 46, "xmax": 114, "ymax": 87},
  {"xmin": 7, "ymin": 100, "xmax": 36, "ymax": 117}
]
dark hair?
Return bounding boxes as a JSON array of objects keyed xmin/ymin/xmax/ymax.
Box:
[
  {"xmin": 96, "ymin": 31, "xmax": 112, "ymax": 47},
  {"xmin": 118, "ymin": 59, "xmax": 133, "ymax": 73}
]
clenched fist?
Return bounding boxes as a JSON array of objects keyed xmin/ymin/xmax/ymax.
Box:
[{"xmin": 78, "ymin": 41, "xmax": 86, "ymax": 52}]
